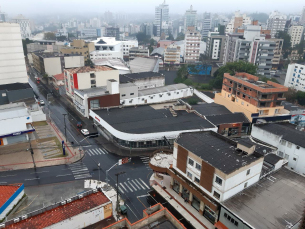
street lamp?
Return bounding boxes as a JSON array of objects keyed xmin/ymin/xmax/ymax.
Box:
[
  {"xmin": 98, "ymin": 162, "xmax": 101, "ymax": 182},
  {"xmin": 115, "ymin": 171, "xmax": 125, "ymax": 216},
  {"xmin": 62, "ymin": 114, "xmax": 67, "ymax": 143}
]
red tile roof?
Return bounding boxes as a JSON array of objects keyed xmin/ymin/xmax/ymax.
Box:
[
  {"xmin": 6, "ymin": 191, "xmax": 110, "ymax": 229},
  {"xmin": 53, "ymin": 73, "xmax": 64, "ymax": 81},
  {"xmin": 0, "ymin": 184, "xmax": 22, "ymax": 208}
]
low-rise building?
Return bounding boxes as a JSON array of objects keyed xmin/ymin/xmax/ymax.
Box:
[
  {"xmin": 0, "ymin": 184, "xmax": 25, "ymax": 221},
  {"xmin": 129, "ymin": 46, "xmax": 149, "ymax": 60},
  {"xmin": 282, "ymin": 101, "xmax": 305, "ymax": 127},
  {"xmin": 90, "ymin": 103, "xmax": 217, "ymax": 150},
  {"xmin": 27, "ymin": 41, "xmax": 66, "ymax": 54},
  {"xmin": 60, "ymin": 39, "xmax": 95, "ymax": 61},
  {"xmin": 284, "ymin": 63, "xmax": 305, "ymax": 91},
  {"xmin": 64, "ymin": 65, "xmax": 119, "ymax": 98},
  {"xmin": 214, "ymin": 72, "xmax": 290, "ymax": 122},
  {"xmin": 0, "ymin": 83, "xmax": 34, "ymax": 106},
  {"xmin": 251, "ymin": 122, "xmax": 305, "ymax": 175},
  {"xmin": 129, "ymin": 57, "xmax": 160, "ymax": 73},
  {"xmin": 52, "ymin": 73, "xmax": 64, "ymax": 90},
  {"xmin": 0, "ymin": 103, "xmax": 35, "ymax": 146},
  {"xmin": 164, "ymin": 44, "xmax": 181, "ymax": 65},
  {"xmin": 119, "ymin": 72, "xmax": 165, "ymax": 90},
  {"xmin": 32, "ymin": 52, "xmax": 84, "ymax": 76},
  {"xmin": 93, "ymin": 58, "xmax": 130, "ymax": 74},
  {"xmin": 3, "ymin": 188, "xmax": 112, "ymax": 229}
]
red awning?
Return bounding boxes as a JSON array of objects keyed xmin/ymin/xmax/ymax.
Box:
[{"xmin": 214, "ymin": 221, "xmax": 229, "ymax": 229}]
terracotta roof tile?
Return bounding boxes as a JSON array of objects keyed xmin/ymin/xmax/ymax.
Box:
[
  {"xmin": 66, "ymin": 65, "xmax": 114, "ymax": 74},
  {"xmin": 53, "ymin": 73, "xmax": 64, "ymax": 81},
  {"xmin": 6, "ymin": 192, "xmax": 110, "ymax": 229},
  {"xmin": 0, "ymin": 184, "xmax": 23, "ymax": 208}
]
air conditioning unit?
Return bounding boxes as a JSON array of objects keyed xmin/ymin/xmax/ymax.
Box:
[
  {"xmin": 61, "ymin": 201, "xmax": 66, "ymax": 205},
  {"xmin": 21, "ymin": 215, "xmax": 27, "ymax": 220},
  {"xmin": 67, "ymin": 198, "xmax": 72, "ymax": 203},
  {"xmin": 93, "ymin": 189, "xmax": 98, "ymax": 193},
  {"xmin": 14, "ymin": 218, "xmax": 20, "ymax": 223},
  {"xmin": 78, "ymin": 194, "xmax": 83, "ymax": 199}
]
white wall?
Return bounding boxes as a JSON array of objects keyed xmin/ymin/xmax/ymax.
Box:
[
  {"xmin": 95, "ymin": 70, "xmax": 119, "ymax": 87},
  {"xmin": 30, "ymin": 110, "xmax": 46, "ymax": 122},
  {"xmin": 0, "ymin": 114, "xmax": 32, "ymax": 136},
  {"xmin": 134, "ymin": 78, "xmax": 165, "ymax": 90},
  {"xmin": 193, "ymin": 89, "xmax": 214, "ymax": 103},
  {"xmin": 46, "ymin": 203, "xmax": 111, "ymax": 229},
  {"xmin": 252, "ymin": 125, "xmax": 305, "ymax": 175},
  {"xmin": 44, "ymin": 57, "xmax": 62, "ymax": 76},
  {"xmin": 0, "ymin": 23, "xmax": 28, "ymax": 85},
  {"xmin": 64, "ymin": 56, "xmax": 84, "ymax": 68},
  {"xmin": 284, "ymin": 63, "xmax": 305, "ymax": 92},
  {"xmin": 0, "ymin": 190, "xmax": 24, "ymax": 220},
  {"xmin": 121, "ymin": 87, "xmax": 193, "ymax": 106}
]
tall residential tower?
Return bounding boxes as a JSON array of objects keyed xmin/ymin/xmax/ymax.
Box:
[
  {"xmin": 184, "ymin": 5, "xmax": 197, "ymax": 32},
  {"xmin": 154, "ymin": 1, "xmax": 169, "ymax": 37}
]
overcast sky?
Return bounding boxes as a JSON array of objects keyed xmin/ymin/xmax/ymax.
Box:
[{"xmin": 1, "ymin": 0, "xmax": 304, "ymax": 16}]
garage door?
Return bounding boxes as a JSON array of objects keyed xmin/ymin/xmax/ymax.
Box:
[{"xmin": 6, "ymin": 134, "xmax": 27, "ymax": 145}]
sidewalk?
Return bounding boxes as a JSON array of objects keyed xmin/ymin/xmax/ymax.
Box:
[
  {"xmin": 150, "ymin": 174, "xmax": 215, "ymax": 229},
  {"xmin": 0, "ymin": 120, "xmax": 82, "ymax": 171}
]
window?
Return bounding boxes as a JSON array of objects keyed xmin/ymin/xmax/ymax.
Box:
[
  {"xmin": 293, "ymin": 157, "xmax": 297, "ymax": 161},
  {"xmin": 280, "ymin": 139, "xmax": 287, "ymax": 146},
  {"xmin": 287, "ymin": 142, "xmax": 292, "ymax": 148},
  {"xmin": 244, "ymin": 182, "xmax": 248, "ymax": 188},
  {"xmin": 2, "ymin": 93, "xmax": 6, "ymax": 97},
  {"xmin": 195, "ymin": 163, "xmax": 201, "ymax": 171},
  {"xmin": 278, "ymin": 151, "xmax": 284, "ymax": 157},
  {"xmin": 297, "ymin": 146, "xmax": 300, "ymax": 149},
  {"xmin": 122, "ymin": 94, "xmax": 126, "ymax": 97},
  {"xmin": 130, "ymin": 93, "xmax": 134, "ymax": 95},
  {"xmin": 246, "ymin": 169, "xmax": 250, "ymax": 175},
  {"xmin": 194, "ymin": 177, "xmax": 200, "ymax": 183},
  {"xmin": 284, "ymin": 154, "xmax": 289, "ymax": 160},
  {"xmin": 90, "ymin": 99, "xmax": 99, "ymax": 109},
  {"xmin": 215, "ymin": 176, "xmax": 222, "ymax": 185},
  {"xmin": 187, "ymin": 171, "xmax": 192, "ymax": 179},
  {"xmin": 188, "ymin": 158, "xmax": 194, "ymax": 166},
  {"xmin": 213, "ymin": 191, "xmax": 220, "ymax": 199}
]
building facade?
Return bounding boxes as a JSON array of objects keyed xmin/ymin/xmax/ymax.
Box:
[
  {"xmin": 11, "ymin": 14, "xmax": 31, "ymax": 39},
  {"xmin": 202, "ymin": 13, "xmax": 212, "ymax": 38},
  {"xmin": 206, "ymin": 31, "xmax": 226, "ymax": 63},
  {"xmin": 154, "ymin": 1, "xmax": 169, "ymax": 37},
  {"xmin": 284, "ymin": 63, "xmax": 305, "ymax": 91},
  {"xmin": 60, "ymin": 39, "xmax": 95, "ymax": 61},
  {"xmin": 105, "ymin": 27, "xmax": 120, "ymax": 40},
  {"xmin": 268, "ymin": 38, "xmax": 283, "ymax": 67},
  {"xmin": 129, "ymin": 46, "xmax": 149, "ymax": 60},
  {"xmin": 288, "ymin": 25, "xmax": 304, "ymax": 47},
  {"xmin": 225, "ymin": 11, "xmax": 252, "ymax": 34},
  {"xmin": 164, "ymin": 44, "xmax": 181, "ymax": 65},
  {"xmin": 184, "ymin": 27, "xmax": 201, "ymax": 63},
  {"xmin": 214, "ymin": 72, "xmax": 289, "ymax": 122},
  {"xmin": 267, "ymin": 11, "xmax": 287, "ymax": 38},
  {"xmin": 184, "ymin": 5, "xmax": 197, "ymax": 32},
  {"xmin": 0, "ymin": 23, "xmax": 28, "ymax": 85}
]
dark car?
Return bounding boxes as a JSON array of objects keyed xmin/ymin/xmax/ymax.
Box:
[{"xmin": 77, "ymin": 122, "xmax": 82, "ymax": 128}]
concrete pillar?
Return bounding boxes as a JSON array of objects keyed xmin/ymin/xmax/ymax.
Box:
[
  {"xmin": 179, "ymin": 184, "xmax": 183, "ymax": 196},
  {"xmin": 170, "ymin": 177, "xmax": 174, "ymax": 189},
  {"xmin": 199, "ymin": 201, "xmax": 204, "ymax": 215},
  {"xmin": 188, "ymin": 192, "xmax": 193, "ymax": 204}
]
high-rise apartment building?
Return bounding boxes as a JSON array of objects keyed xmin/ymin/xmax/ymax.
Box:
[
  {"xmin": 105, "ymin": 27, "xmax": 120, "ymax": 41},
  {"xmin": 164, "ymin": 44, "xmax": 181, "ymax": 65},
  {"xmin": 184, "ymin": 5, "xmax": 197, "ymax": 32},
  {"xmin": 267, "ymin": 11, "xmax": 287, "ymax": 38},
  {"xmin": 284, "ymin": 63, "xmax": 305, "ymax": 91},
  {"xmin": 223, "ymin": 25, "xmax": 276, "ymax": 76},
  {"xmin": 154, "ymin": 1, "xmax": 169, "ymax": 37},
  {"xmin": 184, "ymin": 27, "xmax": 201, "ymax": 63},
  {"xmin": 225, "ymin": 11, "xmax": 251, "ymax": 34},
  {"xmin": 11, "ymin": 14, "xmax": 31, "ymax": 39},
  {"xmin": 0, "ymin": 7, "xmax": 7, "ymax": 22},
  {"xmin": 0, "ymin": 23, "xmax": 28, "ymax": 85},
  {"xmin": 202, "ymin": 12, "xmax": 212, "ymax": 38},
  {"xmin": 300, "ymin": 7, "xmax": 305, "ymax": 25},
  {"xmin": 288, "ymin": 25, "xmax": 304, "ymax": 47},
  {"xmin": 206, "ymin": 31, "xmax": 226, "ymax": 63}
]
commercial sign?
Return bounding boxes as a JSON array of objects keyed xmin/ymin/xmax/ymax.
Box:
[{"xmin": 0, "ymin": 128, "xmax": 35, "ymax": 139}]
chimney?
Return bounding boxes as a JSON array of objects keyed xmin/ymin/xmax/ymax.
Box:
[{"xmin": 237, "ymin": 142, "xmax": 256, "ymax": 155}]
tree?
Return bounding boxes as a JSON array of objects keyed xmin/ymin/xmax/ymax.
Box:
[
  {"xmin": 44, "ymin": 32, "xmax": 56, "ymax": 40},
  {"xmin": 22, "ymin": 38, "xmax": 34, "ymax": 56},
  {"xmin": 285, "ymin": 87, "xmax": 297, "ymax": 103},
  {"xmin": 297, "ymin": 91, "xmax": 305, "ymax": 106},
  {"xmin": 276, "ymin": 31, "xmax": 292, "ymax": 59},
  {"xmin": 149, "ymin": 38, "xmax": 156, "ymax": 46},
  {"xmin": 210, "ymin": 61, "xmax": 257, "ymax": 89},
  {"xmin": 167, "ymin": 33, "xmax": 174, "ymax": 40},
  {"xmin": 259, "ymin": 76, "xmax": 279, "ymax": 83},
  {"xmin": 175, "ymin": 32, "xmax": 185, "ymax": 41},
  {"xmin": 56, "ymin": 36, "xmax": 67, "ymax": 42},
  {"xmin": 136, "ymin": 32, "xmax": 150, "ymax": 44},
  {"xmin": 85, "ymin": 59, "xmax": 94, "ymax": 66}
]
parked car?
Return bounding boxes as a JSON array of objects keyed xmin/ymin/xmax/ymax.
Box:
[
  {"xmin": 77, "ymin": 122, "xmax": 82, "ymax": 128},
  {"xmin": 81, "ymin": 129, "xmax": 89, "ymax": 136},
  {"xmin": 39, "ymin": 100, "xmax": 45, "ymax": 106}
]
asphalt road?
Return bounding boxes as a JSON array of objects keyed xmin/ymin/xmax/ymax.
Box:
[{"xmin": 0, "ymin": 68, "xmax": 154, "ymax": 223}]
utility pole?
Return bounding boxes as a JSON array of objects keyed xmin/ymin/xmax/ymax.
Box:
[
  {"xmin": 63, "ymin": 114, "xmax": 67, "ymax": 143},
  {"xmin": 115, "ymin": 171, "xmax": 125, "ymax": 216},
  {"xmin": 98, "ymin": 162, "xmax": 101, "ymax": 182},
  {"xmin": 28, "ymin": 138, "xmax": 36, "ymax": 169}
]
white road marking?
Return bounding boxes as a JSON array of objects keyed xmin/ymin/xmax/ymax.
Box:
[
  {"xmin": 0, "ymin": 182, "xmax": 7, "ymax": 184},
  {"xmin": 118, "ymin": 187, "xmax": 124, "ymax": 194},
  {"xmin": 126, "ymin": 204, "xmax": 139, "ymax": 219},
  {"xmin": 88, "ymin": 149, "xmax": 95, "ymax": 155},
  {"xmin": 139, "ymin": 178, "xmax": 150, "ymax": 189},
  {"xmin": 137, "ymin": 194, "xmax": 150, "ymax": 198},
  {"xmin": 120, "ymin": 183, "xmax": 128, "ymax": 192},
  {"xmin": 1, "ymin": 174, "xmax": 16, "ymax": 177},
  {"xmin": 25, "ymin": 178, "xmax": 40, "ymax": 181},
  {"xmin": 92, "ymin": 149, "xmax": 100, "ymax": 155},
  {"xmin": 124, "ymin": 182, "xmax": 133, "ymax": 192},
  {"xmin": 56, "ymin": 174, "xmax": 72, "ymax": 177},
  {"xmin": 132, "ymin": 180, "xmax": 141, "ymax": 189},
  {"xmin": 87, "ymin": 151, "xmax": 92, "ymax": 156},
  {"xmin": 135, "ymin": 179, "xmax": 145, "ymax": 189},
  {"xmin": 128, "ymin": 181, "xmax": 137, "ymax": 191},
  {"xmin": 30, "ymin": 171, "xmax": 49, "ymax": 174},
  {"xmin": 97, "ymin": 148, "xmax": 105, "ymax": 154}
]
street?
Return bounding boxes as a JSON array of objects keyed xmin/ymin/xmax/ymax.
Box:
[{"xmin": 0, "ymin": 68, "xmax": 155, "ymax": 223}]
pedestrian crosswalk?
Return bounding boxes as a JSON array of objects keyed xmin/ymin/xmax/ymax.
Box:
[
  {"xmin": 68, "ymin": 161, "xmax": 92, "ymax": 180},
  {"xmin": 86, "ymin": 147, "xmax": 109, "ymax": 156},
  {"xmin": 140, "ymin": 156, "xmax": 150, "ymax": 165},
  {"xmin": 117, "ymin": 178, "xmax": 150, "ymax": 194}
]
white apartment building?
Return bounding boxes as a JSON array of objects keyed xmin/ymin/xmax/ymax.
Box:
[
  {"xmin": 225, "ymin": 11, "xmax": 252, "ymax": 34},
  {"xmin": 252, "ymin": 123, "xmax": 305, "ymax": 175},
  {"xmin": 154, "ymin": 1, "xmax": 169, "ymax": 36},
  {"xmin": 267, "ymin": 11, "xmax": 287, "ymax": 38},
  {"xmin": 284, "ymin": 63, "xmax": 305, "ymax": 91},
  {"xmin": 11, "ymin": 14, "xmax": 31, "ymax": 39},
  {"xmin": 184, "ymin": 5, "xmax": 197, "ymax": 32},
  {"xmin": 288, "ymin": 25, "xmax": 304, "ymax": 47},
  {"xmin": 0, "ymin": 23, "xmax": 28, "ymax": 85},
  {"xmin": 164, "ymin": 44, "xmax": 180, "ymax": 65},
  {"xmin": 184, "ymin": 27, "xmax": 201, "ymax": 63}
]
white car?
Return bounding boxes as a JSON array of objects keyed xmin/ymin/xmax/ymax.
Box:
[
  {"xmin": 81, "ymin": 129, "xmax": 90, "ymax": 136},
  {"xmin": 39, "ymin": 100, "xmax": 45, "ymax": 106}
]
